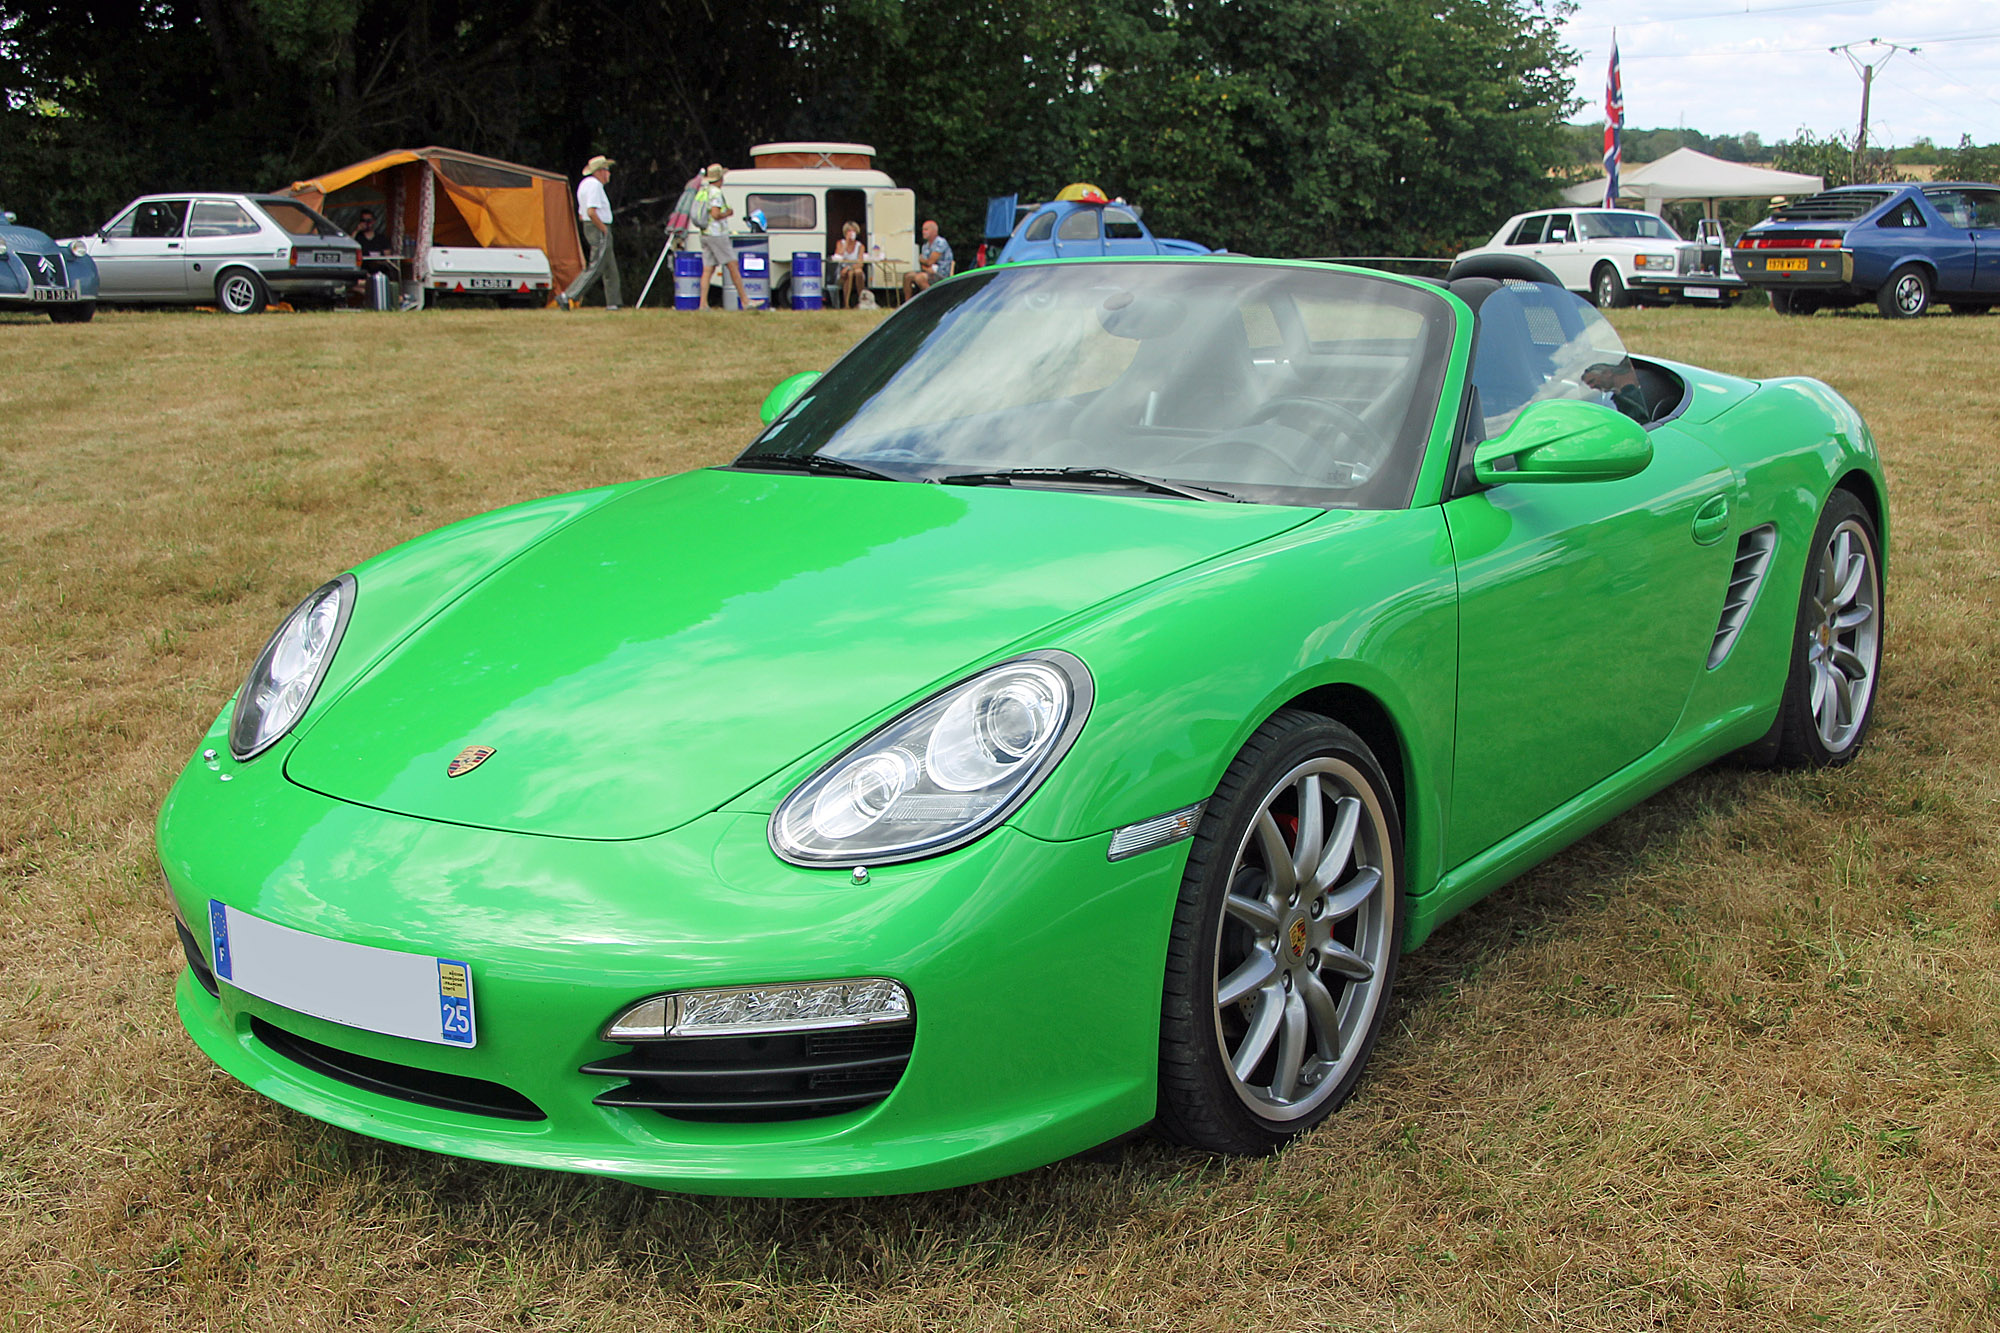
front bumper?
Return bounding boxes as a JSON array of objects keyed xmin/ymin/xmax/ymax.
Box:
[{"xmin": 158, "ymin": 711, "xmax": 1180, "ymax": 1196}]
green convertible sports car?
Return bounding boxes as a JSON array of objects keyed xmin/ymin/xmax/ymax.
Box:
[{"xmin": 158, "ymin": 255, "xmax": 1886, "ymax": 1196}]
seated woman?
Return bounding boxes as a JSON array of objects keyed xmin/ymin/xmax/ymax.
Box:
[{"xmin": 833, "ymin": 222, "xmax": 866, "ymax": 309}]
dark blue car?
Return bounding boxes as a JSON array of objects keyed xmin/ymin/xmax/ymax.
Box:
[
  {"xmin": 1, "ymin": 211, "xmax": 99, "ymax": 322},
  {"xmin": 1734, "ymin": 182, "xmax": 2000, "ymax": 318}
]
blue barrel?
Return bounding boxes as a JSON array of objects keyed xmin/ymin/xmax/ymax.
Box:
[
  {"xmin": 791, "ymin": 251, "xmax": 824, "ymax": 310},
  {"xmin": 672, "ymin": 250, "xmax": 703, "ymax": 310},
  {"xmin": 725, "ymin": 237, "xmax": 770, "ymax": 309}
]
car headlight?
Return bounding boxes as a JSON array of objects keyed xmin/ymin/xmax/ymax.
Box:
[
  {"xmin": 68, "ymin": 239, "xmax": 86, "ymax": 258},
  {"xmin": 229, "ymin": 575, "xmax": 355, "ymax": 760},
  {"xmin": 1634, "ymin": 254, "xmax": 1673, "ymax": 271},
  {"xmin": 770, "ymin": 650, "xmax": 1093, "ymax": 866}
]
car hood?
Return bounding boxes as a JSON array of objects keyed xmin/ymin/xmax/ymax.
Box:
[{"xmin": 285, "ymin": 467, "xmax": 1312, "ymax": 840}]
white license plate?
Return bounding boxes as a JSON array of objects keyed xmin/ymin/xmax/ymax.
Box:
[
  {"xmin": 28, "ymin": 288, "xmax": 79, "ymax": 302},
  {"xmin": 465, "ymin": 276, "xmax": 515, "ymax": 290},
  {"xmin": 209, "ymin": 901, "xmax": 476, "ymax": 1046},
  {"xmin": 1684, "ymin": 286, "xmax": 1721, "ymax": 300},
  {"xmin": 310, "ymin": 250, "xmax": 345, "ymax": 266}
]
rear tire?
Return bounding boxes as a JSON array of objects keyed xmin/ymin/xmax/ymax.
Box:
[
  {"xmin": 1592, "ymin": 264, "xmax": 1629, "ymax": 310},
  {"xmin": 1157, "ymin": 711, "xmax": 1402, "ymax": 1156},
  {"xmin": 215, "ymin": 269, "xmax": 268, "ymax": 315},
  {"xmin": 1877, "ymin": 265, "xmax": 1931, "ymax": 319},
  {"xmin": 48, "ymin": 302, "xmax": 95, "ymax": 324},
  {"xmin": 1765, "ymin": 491, "xmax": 1883, "ymax": 768}
]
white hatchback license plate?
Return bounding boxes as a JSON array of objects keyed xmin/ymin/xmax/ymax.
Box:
[
  {"xmin": 208, "ymin": 901, "xmax": 476, "ymax": 1046},
  {"xmin": 310, "ymin": 250, "xmax": 346, "ymax": 266},
  {"xmin": 29, "ymin": 288, "xmax": 78, "ymax": 302},
  {"xmin": 1684, "ymin": 286, "xmax": 1721, "ymax": 300}
]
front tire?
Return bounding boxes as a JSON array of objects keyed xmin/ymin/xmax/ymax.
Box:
[
  {"xmin": 1766, "ymin": 491, "xmax": 1883, "ymax": 767},
  {"xmin": 48, "ymin": 301, "xmax": 95, "ymax": 324},
  {"xmin": 214, "ymin": 268, "xmax": 268, "ymax": 315},
  {"xmin": 1877, "ymin": 265, "xmax": 1931, "ymax": 319},
  {"xmin": 1157, "ymin": 711, "xmax": 1402, "ymax": 1155},
  {"xmin": 1592, "ymin": 264, "xmax": 1629, "ymax": 310}
]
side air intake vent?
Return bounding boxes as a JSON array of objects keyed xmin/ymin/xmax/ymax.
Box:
[{"xmin": 1709, "ymin": 525, "xmax": 1777, "ymax": 668}]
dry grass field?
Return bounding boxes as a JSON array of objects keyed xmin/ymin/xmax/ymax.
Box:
[{"xmin": 2, "ymin": 298, "xmax": 1997, "ymax": 1332}]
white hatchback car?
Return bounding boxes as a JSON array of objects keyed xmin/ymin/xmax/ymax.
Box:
[
  {"xmin": 70, "ymin": 193, "xmax": 361, "ymax": 314},
  {"xmin": 1456, "ymin": 208, "xmax": 1746, "ymax": 309}
]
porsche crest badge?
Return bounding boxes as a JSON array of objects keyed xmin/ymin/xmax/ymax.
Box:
[{"xmin": 447, "ymin": 745, "xmax": 496, "ymax": 778}]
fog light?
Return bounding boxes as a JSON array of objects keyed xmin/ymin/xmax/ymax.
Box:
[{"xmin": 603, "ymin": 978, "xmax": 912, "ymax": 1041}]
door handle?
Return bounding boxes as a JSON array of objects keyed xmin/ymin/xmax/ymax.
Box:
[
  {"xmin": 167, "ymin": 242, "xmax": 180, "ymax": 248},
  {"xmin": 1692, "ymin": 494, "xmax": 1730, "ymax": 545}
]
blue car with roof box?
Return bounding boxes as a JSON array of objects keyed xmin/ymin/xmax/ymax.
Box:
[{"xmin": 1734, "ymin": 182, "xmax": 2000, "ymax": 318}]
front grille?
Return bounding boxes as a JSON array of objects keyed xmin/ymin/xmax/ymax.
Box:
[
  {"xmin": 22, "ymin": 250, "xmax": 67, "ymax": 288},
  {"xmin": 582, "ymin": 1021, "xmax": 915, "ymax": 1123},
  {"xmin": 1709, "ymin": 525, "xmax": 1777, "ymax": 669},
  {"xmin": 251, "ymin": 1016, "xmax": 545, "ymax": 1121}
]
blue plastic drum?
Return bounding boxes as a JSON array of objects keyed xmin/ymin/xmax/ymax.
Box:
[
  {"xmin": 672, "ymin": 250, "xmax": 703, "ymax": 310},
  {"xmin": 791, "ymin": 252, "xmax": 824, "ymax": 310}
]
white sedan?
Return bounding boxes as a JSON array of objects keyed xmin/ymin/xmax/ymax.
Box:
[{"xmin": 1456, "ymin": 208, "xmax": 1745, "ymax": 309}]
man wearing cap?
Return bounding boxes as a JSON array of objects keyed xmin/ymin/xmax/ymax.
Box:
[
  {"xmin": 694, "ymin": 163, "xmax": 757, "ymax": 310},
  {"xmin": 901, "ymin": 219, "xmax": 954, "ymax": 301},
  {"xmin": 559, "ymin": 155, "xmax": 621, "ymax": 310}
]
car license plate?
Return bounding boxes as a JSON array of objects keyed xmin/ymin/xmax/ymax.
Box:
[
  {"xmin": 208, "ymin": 900, "xmax": 477, "ymax": 1046},
  {"xmin": 1684, "ymin": 286, "xmax": 1721, "ymax": 299},
  {"xmin": 28, "ymin": 288, "xmax": 78, "ymax": 302},
  {"xmin": 310, "ymin": 250, "xmax": 345, "ymax": 265},
  {"xmin": 1768, "ymin": 258, "xmax": 1808, "ymax": 272},
  {"xmin": 466, "ymin": 276, "xmax": 514, "ymax": 290}
]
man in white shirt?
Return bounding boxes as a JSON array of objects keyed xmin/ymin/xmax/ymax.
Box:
[{"xmin": 559, "ymin": 155, "xmax": 621, "ymax": 310}]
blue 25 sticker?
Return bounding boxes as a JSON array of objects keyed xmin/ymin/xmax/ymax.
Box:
[{"xmin": 437, "ymin": 959, "xmax": 474, "ymax": 1045}]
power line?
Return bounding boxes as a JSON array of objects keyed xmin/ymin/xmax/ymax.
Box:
[{"xmin": 1562, "ymin": 1, "xmax": 1881, "ymax": 35}]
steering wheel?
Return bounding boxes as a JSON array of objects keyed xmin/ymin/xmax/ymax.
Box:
[{"xmin": 1248, "ymin": 396, "xmax": 1390, "ymax": 458}]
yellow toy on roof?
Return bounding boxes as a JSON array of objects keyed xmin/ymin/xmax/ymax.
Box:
[{"xmin": 1055, "ymin": 182, "xmax": 1110, "ymax": 204}]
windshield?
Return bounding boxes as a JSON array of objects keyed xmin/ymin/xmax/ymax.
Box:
[
  {"xmin": 1577, "ymin": 212, "xmax": 1680, "ymax": 241},
  {"xmin": 737, "ymin": 262, "xmax": 1454, "ymax": 509},
  {"xmin": 255, "ymin": 199, "xmax": 346, "ymax": 238}
]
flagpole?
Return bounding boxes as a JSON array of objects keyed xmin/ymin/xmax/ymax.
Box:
[{"xmin": 1604, "ymin": 30, "xmax": 1623, "ymax": 209}]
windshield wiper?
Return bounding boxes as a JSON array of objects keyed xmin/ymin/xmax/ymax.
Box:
[
  {"xmin": 731, "ymin": 453, "xmax": 907, "ymax": 483},
  {"xmin": 937, "ymin": 466, "xmax": 1242, "ymax": 503}
]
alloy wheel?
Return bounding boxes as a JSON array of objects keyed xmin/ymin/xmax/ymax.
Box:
[{"xmin": 1806, "ymin": 517, "xmax": 1880, "ymax": 752}]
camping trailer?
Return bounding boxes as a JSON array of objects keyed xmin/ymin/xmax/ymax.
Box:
[
  {"xmin": 682, "ymin": 143, "xmax": 916, "ymax": 302},
  {"xmin": 285, "ymin": 148, "xmax": 583, "ymax": 307}
]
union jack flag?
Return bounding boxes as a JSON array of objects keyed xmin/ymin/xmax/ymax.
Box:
[{"xmin": 1604, "ymin": 35, "xmax": 1624, "ymax": 207}]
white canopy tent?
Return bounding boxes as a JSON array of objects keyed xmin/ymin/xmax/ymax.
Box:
[{"xmin": 1563, "ymin": 147, "xmax": 1824, "ymax": 216}]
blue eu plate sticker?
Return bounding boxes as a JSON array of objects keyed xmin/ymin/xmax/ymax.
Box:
[
  {"xmin": 437, "ymin": 960, "xmax": 475, "ymax": 1045},
  {"xmin": 208, "ymin": 900, "xmax": 233, "ymax": 981}
]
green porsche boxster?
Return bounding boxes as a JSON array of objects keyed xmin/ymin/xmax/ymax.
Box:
[{"xmin": 158, "ymin": 256, "xmax": 1886, "ymax": 1196}]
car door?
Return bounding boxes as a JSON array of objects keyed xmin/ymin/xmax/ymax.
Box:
[
  {"xmin": 182, "ymin": 199, "xmax": 268, "ymax": 297},
  {"xmin": 1441, "ymin": 283, "xmax": 1736, "ymax": 865},
  {"xmin": 1915, "ymin": 190, "xmax": 1981, "ymax": 294},
  {"xmin": 91, "ymin": 199, "xmax": 191, "ymax": 299},
  {"xmin": 1054, "ymin": 207, "xmax": 1103, "ymax": 259},
  {"xmin": 1102, "ymin": 207, "xmax": 1151, "ymax": 257},
  {"xmin": 1962, "ymin": 188, "xmax": 2000, "ymax": 294},
  {"xmin": 1536, "ymin": 212, "xmax": 1586, "ymax": 288}
]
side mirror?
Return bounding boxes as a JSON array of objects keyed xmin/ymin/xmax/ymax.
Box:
[
  {"xmin": 1474, "ymin": 399, "xmax": 1652, "ymax": 485},
  {"xmin": 759, "ymin": 370, "xmax": 821, "ymax": 426}
]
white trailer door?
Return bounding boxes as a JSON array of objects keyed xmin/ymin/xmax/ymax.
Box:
[{"xmin": 869, "ymin": 189, "xmax": 917, "ymax": 267}]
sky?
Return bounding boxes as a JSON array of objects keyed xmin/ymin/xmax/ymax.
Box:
[{"xmin": 1558, "ymin": 0, "xmax": 2000, "ymax": 148}]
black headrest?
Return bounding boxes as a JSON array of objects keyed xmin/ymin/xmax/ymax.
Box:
[{"xmin": 1444, "ymin": 253, "xmax": 1562, "ymax": 286}]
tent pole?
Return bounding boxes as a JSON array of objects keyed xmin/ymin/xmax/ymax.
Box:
[{"xmin": 636, "ymin": 235, "xmax": 675, "ymax": 309}]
